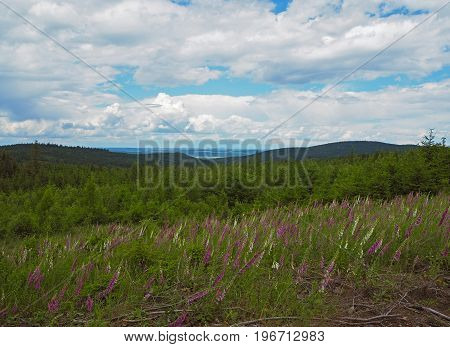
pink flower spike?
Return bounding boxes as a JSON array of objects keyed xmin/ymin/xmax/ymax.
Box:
[
  {"xmin": 169, "ymin": 311, "xmax": 188, "ymax": 327},
  {"xmin": 48, "ymin": 297, "xmax": 59, "ymax": 313},
  {"xmin": 438, "ymin": 207, "xmax": 448, "ymax": 227},
  {"xmin": 213, "ymin": 270, "xmax": 225, "ymax": 287},
  {"xmin": 367, "ymin": 240, "xmax": 383, "ymax": 255},
  {"xmin": 238, "ymin": 251, "xmax": 264, "ymax": 274},
  {"xmin": 86, "ymin": 296, "xmax": 94, "ymax": 313},
  {"xmin": 187, "ymin": 290, "xmax": 208, "ymax": 305},
  {"xmin": 27, "ymin": 267, "xmax": 44, "ymax": 290},
  {"xmin": 404, "ymin": 225, "xmax": 413, "ymax": 238},
  {"xmin": 98, "ymin": 270, "xmax": 119, "ymax": 299},
  {"xmin": 203, "ymin": 245, "xmax": 212, "ymax": 266}
]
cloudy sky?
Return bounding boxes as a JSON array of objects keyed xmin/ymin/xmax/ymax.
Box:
[{"xmin": 0, "ymin": 0, "xmax": 449, "ymax": 147}]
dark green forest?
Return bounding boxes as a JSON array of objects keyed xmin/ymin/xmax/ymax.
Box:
[{"xmin": 0, "ymin": 138, "xmax": 448, "ymax": 239}]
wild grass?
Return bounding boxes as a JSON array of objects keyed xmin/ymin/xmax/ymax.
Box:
[{"xmin": 0, "ymin": 192, "xmax": 448, "ymax": 326}]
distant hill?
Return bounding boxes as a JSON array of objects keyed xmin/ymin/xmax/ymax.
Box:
[
  {"xmin": 245, "ymin": 141, "xmax": 417, "ymax": 162},
  {"xmin": 0, "ymin": 143, "xmax": 199, "ymax": 167},
  {"xmin": 0, "ymin": 141, "xmax": 417, "ymax": 167}
]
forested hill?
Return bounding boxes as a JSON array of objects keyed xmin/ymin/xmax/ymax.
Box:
[
  {"xmin": 220, "ymin": 141, "xmax": 417, "ymax": 163},
  {"xmin": 0, "ymin": 141, "xmax": 417, "ymax": 167},
  {"xmin": 0, "ymin": 143, "xmax": 196, "ymax": 167}
]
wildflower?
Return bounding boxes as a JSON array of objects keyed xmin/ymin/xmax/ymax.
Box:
[
  {"xmin": 415, "ymin": 215, "xmax": 422, "ymax": 226},
  {"xmin": 438, "ymin": 207, "xmax": 448, "ymax": 227},
  {"xmin": 326, "ymin": 260, "xmax": 335, "ymax": 274},
  {"xmin": 404, "ymin": 225, "xmax": 414, "ymax": 238},
  {"xmin": 47, "ymin": 285, "xmax": 67, "ymax": 314},
  {"xmin": 98, "ymin": 270, "xmax": 119, "ymax": 299},
  {"xmin": 0, "ymin": 307, "xmax": 7, "ymax": 318},
  {"xmin": 48, "ymin": 298, "xmax": 59, "ymax": 313},
  {"xmin": 295, "ymin": 262, "xmax": 308, "ymax": 283},
  {"xmin": 86, "ymin": 296, "xmax": 94, "ymax": 313},
  {"xmin": 216, "ymin": 288, "xmax": 226, "ymax": 302},
  {"xmin": 27, "ymin": 267, "xmax": 44, "ymax": 290},
  {"xmin": 272, "ymin": 261, "xmax": 280, "ymax": 270},
  {"xmin": 320, "ymin": 260, "xmax": 335, "ymax": 291},
  {"xmin": 203, "ymin": 244, "xmax": 212, "ymax": 266},
  {"xmin": 169, "ymin": 311, "xmax": 188, "ymax": 327},
  {"xmin": 276, "ymin": 226, "xmax": 287, "ymax": 238},
  {"xmin": 319, "ymin": 256, "xmax": 325, "ymax": 272},
  {"xmin": 188, "ymin": 290, "xmax": 208, "ymax": 304},
  {"xmin": 393, "ymin": 248, "xmax": 402, "ymax": 262},
  {"xmin": 218, "ymin": 225, "xmax": 229, "ymax": 246},
  {"xmin": 239, "ymin": 251, "xmax": 264, "ymax": 274},
  {"xmin": 213, "ymin": 270, "xmax": 225, "ymax": 287},
  {"xmin": 74, "ymin": 262, "xmax": 94, "ymax": 296},
  {"xmin": 223, "ymin": 248, "xmax": 231, "ymax": 265},
  {"xmin": 367, "ymin": 240, "xmax": 383, "ymax": 255},
  {"xmin": 441, "ymin": 247, "xmax": 448, "ymax": 258}
]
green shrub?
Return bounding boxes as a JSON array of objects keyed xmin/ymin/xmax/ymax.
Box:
[{"xmin": 8, "ymin": 212, "xmax": 38, "ymax": 237}]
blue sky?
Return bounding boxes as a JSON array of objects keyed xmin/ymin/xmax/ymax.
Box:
[{"xmin": 0, "ymin": 0, "xmax": 449, "ymax": 146}]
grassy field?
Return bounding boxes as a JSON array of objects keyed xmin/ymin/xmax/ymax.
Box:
[{"xmin": 0, "ymin": 192, "xmax": 448, "ymax": 327}]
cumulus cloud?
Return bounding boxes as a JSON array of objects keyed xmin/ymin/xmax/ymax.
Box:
[
  {"xmin": 0, "ymin": 0, "xmax": 449, "ymax": 145},
  {"xmin": 2, "ymin": 81, "xmax": 449, "ymax": 146}
]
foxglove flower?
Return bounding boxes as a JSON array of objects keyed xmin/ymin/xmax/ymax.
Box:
[
  {"xmin": 295, "ymin": 262, "xmax": 308, "ymax": 283},
  {"xmin": 203, "ymin": 244, "xmax": 212, "ymax": 266},
  {"xmin": 213, "ymin": 270, "xmax": 225, "ymax": 287},
  {"xmin": 216, "ymin": 288, "xmax": 226, "ymax": 302},
  {"xmin": 86, "ymin": 296, "xmax": 94, "ymax": 313},
  {"xmin": 404, "ymin": 225, "xmax": 414, "ymax": 238},
  {"xmin": 188, "ymin": 290, "xmax": 208, "ymax": 304},
  {"xmin": 438, "ymin": 208, "xmax": 448, "ymax": 227},
  {"xmin": 98, "ymin": 270, "xmax": 119, "ymax": 299},
  {"xmin": 48, "ymin": 298, "xmax": 59, "ymax": 313},
  {"xmin": 367, "ymin": 240, "xmax": 383, "ymax": 255},
  {"xmin": 169, "ymin": 311, "xmax": 188, "ymax": 327},
  {"xmin": 239, "ymin": 251, "xmax": 264, "ymax": 274},
  {"xmin": 74, "ymin": 262, "xmax": 94, "ymax": 296},
  {"xmin": 276, "ymin": 226, "xmax": 287, "ymax": 238},
  {"xmin": 27, "ymin": 267, "xmax": 44, "ymax": 290}
]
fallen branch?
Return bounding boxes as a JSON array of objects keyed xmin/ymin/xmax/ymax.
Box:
[
  {"xmin": 122, "ymin": 309, "xmax": 193, "ymax": 323},
  {"xmin": 407, "ymin": 305, "xmax": 450, "ymax": 322},
  {"xmin": 339, "ymin": 314, "xmax": 402, "ymax": 323},
  {"xmin": 232, "ymin": 316, "xmax": 303, "ymax": 326}
]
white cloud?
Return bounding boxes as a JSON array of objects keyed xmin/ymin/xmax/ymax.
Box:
[
  {"xmin": 0, "ymin": 0, "xmax": 449, "ymax": 145},
  {"xmin": 1, "ymin": 80, "xmax": 449, "ymax": 146}
]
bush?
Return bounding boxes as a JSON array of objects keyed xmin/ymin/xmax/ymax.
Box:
[{"xmin": 8, "ymin": 212, "xmax": 38, "ymax": 237}]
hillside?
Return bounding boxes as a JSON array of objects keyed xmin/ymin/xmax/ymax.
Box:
[
  {"xmin": 0, "ymin": 141, "xmax": 417, "ymax": 167},
  {"xmin": 0, "ymin": 143, "xmax": 199, "ymax": 167},
  {"xmin": 250, "ymin": 141, "xmax": 417, "ymax": 162}
]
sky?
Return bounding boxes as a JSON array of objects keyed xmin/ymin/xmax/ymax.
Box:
[{"xmin": 0, "ymin": 0, "xmax": 449, "ymax": 147}]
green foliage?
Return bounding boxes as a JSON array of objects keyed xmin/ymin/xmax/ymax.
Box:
[
  {"xmin": 0, "ymin": 146, "xmax": 448, "ymax": 237},
  {"xmin": 7, "ymin": 212, "xmax": 39, "ymax": 237},
  {"xmin": 0, "ymin": 193, "xmax": 448, "ymax": 326}
]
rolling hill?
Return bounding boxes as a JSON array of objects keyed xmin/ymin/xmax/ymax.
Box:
[{"xmin": 0, "ymin": 141, "xmax": 418, "ymax": 167}]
